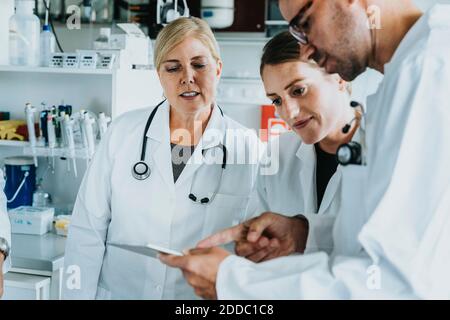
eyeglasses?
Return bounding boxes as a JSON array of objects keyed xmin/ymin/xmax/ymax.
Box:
[{"xmin": 288, "ymin": 2, "xmax": 312, "ymax": 45}]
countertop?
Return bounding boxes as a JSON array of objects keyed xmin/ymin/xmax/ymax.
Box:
[{"xmin": 11, "ymin": 231, "xmax": 66, "ymax": 272}]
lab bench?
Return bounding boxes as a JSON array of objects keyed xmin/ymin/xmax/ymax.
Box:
[{"xmin": 2, "ymin": 231, "xmax": 66, "ymax": 300}]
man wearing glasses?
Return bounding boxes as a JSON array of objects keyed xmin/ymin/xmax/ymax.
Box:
[
  {"xmin": 0, "ymin": 170, "xmax": 11, "ymax": 298},
  {"xmin": 161, "ymin": 0, "xmax": 450, "ymax": 299}
]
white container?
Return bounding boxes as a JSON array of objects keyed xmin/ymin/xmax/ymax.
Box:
[
  {"xmin": 9, "ymin": 0, "xmax": 41, "ymax": 67},
  {"xmin": 8, "ymin": 206, "xmax": 55, "ymax": 235},
  {"xmin": 109, "ymin": 34, "xmax": 149, "ymax": 66},
  {"xmin": 55, "ymin": 214, "xmax": 71, "ymax": 237},
  {"xmin": 40, "ymin": 25, "xmax": 56, "ymax": 67},
  {"xmin": 201, "ymin": 0, "xmax": 234, "ymax": 29},
  {"xmin": 0, "ymin": 0, "xmax": 14, "ymax": 66}
]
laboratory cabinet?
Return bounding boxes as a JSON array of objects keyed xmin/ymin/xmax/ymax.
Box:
[
  {"xmin": 0, "ymin": 65, "xmax": 163, "ymax": 207},
  {"xmin": 0, "ymin": 65, "xmax": 163, "ymax": 299},
  {"xmin": 3, "ymin": 272, "xmax": 51, "ymax": 300},
  {"xmin": 220, "ymin": 0, "xmax": 266, "ymax": 33}
]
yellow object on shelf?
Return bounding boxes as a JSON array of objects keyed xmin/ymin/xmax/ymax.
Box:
[
  {"xmin": 55, "ymin": 215, "xmax": 71, "ymax": 237},
  {"xmin": 0, "ymin": 120, "xmax": 26, "ymax": 141}
]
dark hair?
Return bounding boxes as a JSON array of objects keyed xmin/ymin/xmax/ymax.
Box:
[
  {"xmin": 260, "ymin": 31, "xmax": 301, "ymax": 75},
  {"xmin": 260, "ymin": 31, "xmax": 352, "ymax": 94}
]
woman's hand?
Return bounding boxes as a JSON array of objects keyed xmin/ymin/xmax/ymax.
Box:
[{"xmin": 159, "ymin": 247, "xmax": 230, "ymax": 300}]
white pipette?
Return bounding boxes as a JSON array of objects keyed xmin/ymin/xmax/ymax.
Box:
[
  {"xmin": 47, "ymin": 113, "xmax": 56, "ymax": 173},
  {"xmin": 58, "ymin": 111, "xmax": 67, "ymax": 147},
  {"xmin": 98, "ymin": 112, "xmax": 111, "ymax": 140},
  {"xmin": 63, "ymin": 115, "xmax": 78, "ymax": 177},
  {"xmin": 25, "ymin": 103, "xmax": 38, "ymax": 167},
  {"xmin": 78, "ymin": 110, "xmax": 89, "ymax": 164},
  {"xmin": 82, "ymin": 111, "xmax": 96, "ymax": 160}
]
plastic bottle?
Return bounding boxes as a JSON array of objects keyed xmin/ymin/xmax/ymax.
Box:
[
  {"xmin": 32, "ymin": 179, "xmax": 52, "ymax": 207},
  {"xmin": 82, "ymin": 0, "xmax": 96, "ymax": 23},
  {"xmin": 40, "ymin": 3, "xmax": 56, "ymax": 67},
  {"xmin": 9, "ymin": 0, "xmax": 41, "ymax": 67}
]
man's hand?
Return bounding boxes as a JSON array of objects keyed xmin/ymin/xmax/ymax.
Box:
[
  {"xmin": 0, "ymin": 253, "xmax": 4, "ymax": 298},
  {"xmin": 159, "ymin": 247, "xmax": 230, "ymax": 300},
  {"xmin": 197, "ymin": 212, "xmax": 309, "ymax": 263}
]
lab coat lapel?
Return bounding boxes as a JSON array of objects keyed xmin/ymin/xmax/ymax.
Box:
[
  {"xmin": 296, "ymin": 142, "xmax": 317, "ymax": 213},
  {"xmin": 318, "ymin": 127, "xmax": 363, "ymax": 214},
  {"xmin": 145, "ymin": 101, "xmax": 175, "ymax": 191},
  {"xmin": 175, "ymin": 104, "xmax": 225, "ymax": 187},
  {"xmin": 318, "ymin": 168, "xmax": 342, "ymax": 214}
]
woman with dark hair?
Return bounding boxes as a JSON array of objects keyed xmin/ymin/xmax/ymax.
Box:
[
  {"xmin": 232, "ymin": 30, "xmax": 361, "ymax": 259},
  {"xmin": 160, "ymin": 31, "xmax": 366, "ymax": 299}
]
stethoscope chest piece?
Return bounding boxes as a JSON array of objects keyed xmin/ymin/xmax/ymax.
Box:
[
  {"xmin": 337, "ymin": 142, "xmax": 362, "ymax": 166},
  {"xmin": 337, "ymin": 101, "xmax": 367, "ymax": 167},
  {"xmin": 132, "ymin": 161, "xmax": 151, "ymax": 180}
]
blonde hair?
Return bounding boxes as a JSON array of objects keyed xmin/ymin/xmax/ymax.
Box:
[{"xmin": 154, "ymin": 17, "xmax": 221, "ymax": 70}]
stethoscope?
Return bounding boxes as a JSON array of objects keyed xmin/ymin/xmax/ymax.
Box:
[
  {"xmin": 132, "ymin": 100, "xmax": 228, "ymax": 205},
  {"xmin": 337, "ymin": 101, "xmax": 367, "ymax": 166}
]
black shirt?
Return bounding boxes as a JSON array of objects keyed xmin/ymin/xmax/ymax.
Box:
[
  {"xmin": 314, "ymin": 143, "xmax": 339, "ymax": 210},
  {"xmin": 170, "ymin": 143, "xmax": 196, "ymax": 183}
]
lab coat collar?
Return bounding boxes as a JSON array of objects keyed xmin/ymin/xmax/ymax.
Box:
[
  {"xmin": 318, "ymin": 168, "xmax": 342, "ymax": 214},
  {"xmin": 145, "ymin": 99, "xmax": 170, "ymax": 142},
  {"xmin": 296, "ymin": 142, "xmax": 317, "ymax": 213},
  {"xmin": 143, "ymin": 101, "xmax": 226, "ymax": 189},
  {"xmin": 143, "ymin": 100, "xmax": 174, "ymax": 190},
  {"xmin": 171, "ymin": 103, "xmax": 226, "ymax": 187},
  {"xmin": 319, "ymin": 127, "xmax": 364, "ymax": 214},
  {"xmin": 295, "ymin": 139, "xmax": 345, "ymax": 214},
  {"xmin": 295, "ymin": 141, "xmax": 312, "ymax": 161},
  {"xmin": 145, "ymin": 100, "xmax": 225, "ymax": 148},
  {"xmin": 197, "ymin": 103, "xmax": 226, "ymax": 151}
]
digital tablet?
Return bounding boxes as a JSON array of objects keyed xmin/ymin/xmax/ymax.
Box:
[{"xmin": 109, "ymin": 243, "xmax": 183, "ymax": 258}]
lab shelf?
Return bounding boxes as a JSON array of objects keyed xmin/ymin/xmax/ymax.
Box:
[
  {"xmin": 22, "ymin": 146, "xmax": 92, "ymax": 160},
  {"xmin": 0, "ymin": 140, "xmax": 91, "ymax": 159},
  {"xmin": 0, "ymin": 140, "xmax": 29, "ymax": 147},
  {"xmin": 0, "ymin": 66, "xmax": 163, "ymax": 208},
  {"xmin": 0, "ymin": 65, "xmax": 114, "ymax": 75}
]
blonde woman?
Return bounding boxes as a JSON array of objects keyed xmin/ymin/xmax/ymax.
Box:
[{"xmin": 63, "ymin": 17, "xmax": 262, "ymax": 300}]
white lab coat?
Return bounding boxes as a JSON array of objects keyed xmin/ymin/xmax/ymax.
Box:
[
  {"xmin": 244, "ymin": 131, "xmax": 343, "ymax": 254},
  {"xmin": 216, "ymin": 4, "xmax": 450, "ymax": 299},
  {"xmin": 0, "ymin": 169, "xmax": 11, "ymax": 274},
  {"xmin": 63, "ymin": 101, "xmax": 262, "ymax": 300}
]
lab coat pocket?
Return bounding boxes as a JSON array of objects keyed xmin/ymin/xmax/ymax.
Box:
[
  {"xmin": 202, "ymin": 193, "xmax": 249, "ymax": 238},
  {"xmin": 95, "ymin": 286, "xmax": 112, "ymax": 300}
]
